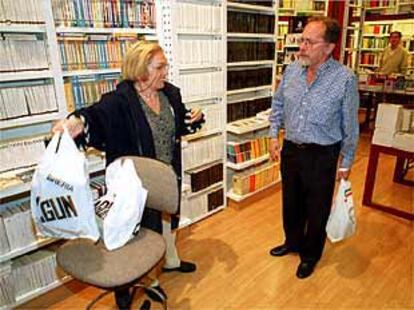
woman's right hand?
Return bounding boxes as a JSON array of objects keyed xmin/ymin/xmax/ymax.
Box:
[{"xmin": 51, "ymin": 117, "xmax": 85, "ymax": 138}]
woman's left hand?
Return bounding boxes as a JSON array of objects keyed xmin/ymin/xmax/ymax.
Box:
[{"xmin": 190, "ymin": 107, "xmax": 203, "ymax": 123}]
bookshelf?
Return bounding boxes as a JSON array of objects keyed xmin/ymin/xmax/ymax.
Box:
[
  {"xmin": 12, "ymin": 275, "xmax": 72, "ymax": 308},
  {"xmin": 363, "ymin": 0, "xmax": 414, "ymax": 15},
  {"xmin": 225, "ymin": 1, "xmax": 278, "ymax": 202},
  {"xmin": 340, "ymin": 0, "xmax": 367, "ymax": 74},
  {"xmin": 0, "ymin": 237, "xmax": 57, "ymax": 264},
  {"xmin": 0, "ymin": 0, "xmax": 156, "ymax": 307},
  {"xmin": 275, "ymin": 21, "xmax": 289, "ymax": 78},
  {"xmin": 157, "ymin": 0, "xmax": 227, "ymax": 226},
  {"xmin": 278, "ymin": 0, "xmax": 328, "ymax": 17}
]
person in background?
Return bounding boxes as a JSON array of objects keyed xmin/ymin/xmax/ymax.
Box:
[
  {"xmin": 268, "ymin": 17, "xmax": 359, "ymax": 279},
  {"xmin": 378, "ymin": 31, "xmax": 408, "ymax": 75},
  {"xmin": 52, "ymin": 41, "xmax": 204, "ymax": 308}
]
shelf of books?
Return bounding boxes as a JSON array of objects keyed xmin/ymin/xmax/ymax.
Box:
[
  {"xmin": 362, "ymin": 0, "xmax": 413, "ymax": 15},
  {"xmin": 13, "ymin": 275, "xmax": 72, "ymax": 307},
  {"xmin": 158, "ymin": 0, "xmax": 227, "ymax": 227},
  {"xmin": 0, "ymin": 17, "xmax": 66, "ymax": 129},
  {"xmin": 0, "ymin": 0, "xmax": 159, "ymax": 307},
  {"xmin": 226, "ymin": 0, "xmax": 277, "ymax": 202},
  {"xmin": 275, "ymin": 21, "xmax": 289, "ymax": 78},
  {"xmin": 0, "ymin": 236, "xmax": 57, "ymax": 264},
  {"xmin": 0, "ymin": 133, "xmax": 105, "ymax": 196},
  {"xmin": 227, "ymin": 153, "xmax": 270, "ymax": 171},
  {"xmin": 227, "ymin": 1, "xmax": 274, "ymax": 13},
  {"xmin": 227, "ymin": 161, "xmax": 281, "ymax": 202},
  {"xmin": 278, "ymin": 0, "xmax": 328, "ymax": 17}
]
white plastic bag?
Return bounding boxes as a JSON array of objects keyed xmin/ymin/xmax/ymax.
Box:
[
  {"xmin": 326, "ymin": 179, "xmax": 356, "ymax": 243},
  {"xmin": 31, "ymin": 129, "xmax": 100, "ymax": 241},
  {"xmin": 94, "ymin": 158, "xmax": 147, "ymax": 251}
]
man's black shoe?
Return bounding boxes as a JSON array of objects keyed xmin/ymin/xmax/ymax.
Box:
[
  {"xmin": 269, "ymin": 244, "xmax": 297, "ymax": 257},
  {"xmin": 162, "ymin": 261, "xmax": 196, "ymax": 273},
  {"xmin": 296, "ymin": 261, "xmax": 316, "ymax": 279}
]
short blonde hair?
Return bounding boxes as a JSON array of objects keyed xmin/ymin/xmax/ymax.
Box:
[{"xmin": 122, "ymin": 41, "xmax": 163, "ymax": 81}]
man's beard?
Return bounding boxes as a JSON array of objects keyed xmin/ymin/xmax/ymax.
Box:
[{"xmin": 298, "ymin": 55, "xmax": 310, "ymax": 68}]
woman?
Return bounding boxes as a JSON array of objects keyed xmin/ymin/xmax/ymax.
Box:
[{"xmin": 52, "ymin": 41, "xmax": 204, "ymax": 308}]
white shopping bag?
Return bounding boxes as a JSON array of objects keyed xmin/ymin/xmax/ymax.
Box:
[
  {"xmin": 31, "ymin": 129, "xmax": 100, "ymax": 241},
  {"xmin": 326, "ymin": 179, "xmax": 356, "ymax": 243},
  {"xmin": 94, "ymin": 158, "xmax": 147, "ymax": 251}
]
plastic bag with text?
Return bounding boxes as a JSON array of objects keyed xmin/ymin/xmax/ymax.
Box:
[
  {"xmin": 94, "ymin": 158, "xmax": 147, "ymax": 251},
  {"xmin": 326, "ymin": 179, "xmax": 356, "ymax": 243},
  {"xmin": 31, "ymin": 129, "xmax": 100, "ymax": 241}
]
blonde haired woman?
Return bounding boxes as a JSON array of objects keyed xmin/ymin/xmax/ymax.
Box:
[{"xmin": 53, "ymin": 41, "xmax": 203, "ymax": 309}]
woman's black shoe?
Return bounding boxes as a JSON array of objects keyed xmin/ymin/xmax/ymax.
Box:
[
  {"xmin": 140, "ymin": 299, "xmax": 151, "ymax": 310},
  {"xmin": 162, "ymin": 261, "xmax": 197, "ymax": 273}
]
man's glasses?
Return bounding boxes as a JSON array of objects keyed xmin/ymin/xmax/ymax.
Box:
[{"xmin": 297, "ymin": 37, "xmax": 326, "ymax": 47}]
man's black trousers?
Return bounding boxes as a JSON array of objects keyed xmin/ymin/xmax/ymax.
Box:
[{"xmin": 280, "ymin": 139, "xmax": 341, "ymax": 263}]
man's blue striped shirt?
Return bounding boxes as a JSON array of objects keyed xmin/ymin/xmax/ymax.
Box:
[{"xmin": 269, "ymin": 57, "xmax": 359, "ymax": 168}]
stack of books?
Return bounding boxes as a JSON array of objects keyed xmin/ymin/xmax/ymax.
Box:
[
  {"xmin": 227, "ymin": 67, "xmax": 272, "ymax": 90},
  {"xmin": 227, "ymin": 137, "xmax": 270, "ymax": 164},
  {"xmin": 58, "ymin": 33, "xmax": 139, "ymax": 71},
  {"xmin": 0, "ymin": 34, "xmax": 48, "ymax": 72},
  {"xmin": 232, "ymin": 162, "xmax": 279, "ymax": 196},
  {"xmin": 0, "ymin": 81, "xmax": 58, "ymax": 120},
  {"xmin": 64, "ymin": 73, "xmax": 120, "ymax": 111},
  {"xmin": 52, "ymin": 0, "xmax": 156, "ymax": 28},
  {"xmin": 182, "ymin": 135, "xmax": 224, "ymax": 170},
  {"xmin": 0, "ymin": 0, "xmax": 44, "ymax": 24},
  {"xmin": 184, "ymin": 163, "xmax": 223, "ymax": 193},
  {"xmin": 227, "ymin": 97, "xmax": 271, "ymax": 122}
]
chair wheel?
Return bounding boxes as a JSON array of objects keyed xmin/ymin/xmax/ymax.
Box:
[
  {"xmin": 140, "ymin": 299, "xmax": 151, "ymax": 310},
  {"xmin": 144, "ymin": 286, "xmax": 167, "ymax": 303}
]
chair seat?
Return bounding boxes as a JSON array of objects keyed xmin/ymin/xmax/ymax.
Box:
[{"xmin": 56, "ymin": 228, "xmax": 166, "ymax": 288}]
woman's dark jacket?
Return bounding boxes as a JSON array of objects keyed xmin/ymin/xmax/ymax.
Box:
[{"xmin": 74, "ymin": 80, "xmax": 194, "ymax": 232}]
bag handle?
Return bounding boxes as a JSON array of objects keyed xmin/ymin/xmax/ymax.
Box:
[
  {"xmin": 56, "ymin": 126, "xmax": 83, "ymax": 156},
  {"xmin": 43, "ymin": 130, "xmax": 63, "ymax": 159}
]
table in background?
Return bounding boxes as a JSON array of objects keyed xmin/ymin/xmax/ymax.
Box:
[
  {"xmin": 363, "ymin": 144, "xmax": 414, "ymax": 221},
  {"xmin": 358, "ymin": 86, "xmax": 414, "ymax": 131}
]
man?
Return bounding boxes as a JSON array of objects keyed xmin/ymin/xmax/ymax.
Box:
[
  {"xmin": 268, "ymin": 17, "xmax": 359, "ymax": 279},
  {"xmin": 378, "ymin": 31, "xmax": 408, "ymax": 74}
]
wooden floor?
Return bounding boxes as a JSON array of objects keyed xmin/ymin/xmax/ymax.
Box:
[{"xmin": 21, "ymin": 132, "xmax": 414, "ymax": 310}]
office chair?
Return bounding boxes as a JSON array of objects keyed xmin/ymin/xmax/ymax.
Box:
[{"xmin": 56, "ymin": 157, "xmax": 179, "ymax": 310}]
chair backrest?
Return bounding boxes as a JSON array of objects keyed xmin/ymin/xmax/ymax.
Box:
[{"xmin": 121, "ymin": 156, "xmax": 179, "ymax": 215}]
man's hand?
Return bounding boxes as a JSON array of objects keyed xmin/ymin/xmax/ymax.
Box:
[
  {"xmin": 337, "ymin": 168, "xmax": 351, "ymax": 180},
  {"xmin": 269, "ymin": 138, "xmax": 280, "ymax": 162},
  {"xmin": 52, "ymin": 117, "xmax": 84, "ymax": 138}
]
